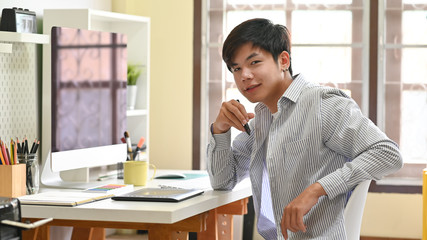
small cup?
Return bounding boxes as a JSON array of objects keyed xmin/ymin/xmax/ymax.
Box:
[
  {"xmin": 17, "ymin": 153, "xmax": 39, "ymax": 195},
  {"xmin": 123, "ymin": 161, "xmax": 156, "ymax": 186}
]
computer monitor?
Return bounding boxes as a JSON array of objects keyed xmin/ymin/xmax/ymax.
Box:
[{"xmin": 41, "ymin": 27, "xmax": 128, "ymax": 189}]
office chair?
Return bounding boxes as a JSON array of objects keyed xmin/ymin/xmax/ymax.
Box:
[{"xmin": 344, "ymin": 180, "xmax": 372, "ymax": 240}]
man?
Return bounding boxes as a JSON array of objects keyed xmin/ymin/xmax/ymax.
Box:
[{"xmin": 207, "ymin": 18, "xmax": 402, "ymax": 239}]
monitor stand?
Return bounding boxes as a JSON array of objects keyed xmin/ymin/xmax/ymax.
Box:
[{"xmin": 40, "ymin": 151, "xmax": 117, "ymax": 189}]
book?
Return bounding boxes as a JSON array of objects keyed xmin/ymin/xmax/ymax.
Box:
[
  {"xmin": 18, "ymin": 191, "xmax": 114, "ymax": 207},
  {"xmin": 83, "ymin": 184, "xmax": 134, "ymax": 195}
]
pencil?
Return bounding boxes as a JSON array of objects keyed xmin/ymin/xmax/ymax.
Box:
[
  {"xmin": 1, "ymin": 140, "xmax": 10, "ymax": 165},
  {"xmin": 0, "ymin": 142, "xmax": 5, "ymax": 165},
  {"xmin": 24, "ymin": 137, "xmax": 29, "ymax": 155},
  {"xmin": 4, "ymin": 145, "xmax": 10, "ymax": 165},
  {"xmin": 30, "ymin": 139, "xmax": 36, "ymax": 154},
  {"xmin": 9, "ymin": 139, "xmax": 14, "ymax": 165},
  {"xmin": 14, "ymin": 140, "xmax": 17, "ymax": 165},
  {"xmin": 33, "ymin": 140, "xmax": 40, "ymax": 154}
]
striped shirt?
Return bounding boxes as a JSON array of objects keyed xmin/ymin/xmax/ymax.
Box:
[{"xmin": 207, "ymin": 74, "xmax": 403, "ymax": 239}]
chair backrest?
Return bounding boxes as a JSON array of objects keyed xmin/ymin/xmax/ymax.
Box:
[{"xmin": 343, "ymin": 180, "xmax": 372, "ymax": 240}]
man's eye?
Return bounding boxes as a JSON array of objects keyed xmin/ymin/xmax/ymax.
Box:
[
  {"xmin": 251, "ymin": 60, "xmax": 260, "ymax": 65},
  {"xmin": 232, "ymin": 67, "xmax": 240, "ymax": 73}
]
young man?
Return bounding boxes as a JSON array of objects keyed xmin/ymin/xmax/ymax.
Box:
[{"xmin": 207, "ymin": 18, "xmax": 403, "ymax": 239}]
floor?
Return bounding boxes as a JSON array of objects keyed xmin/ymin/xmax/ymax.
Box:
[{"xmin": 105, "ymin": 230, "xmax": 147, "ymax": 240}]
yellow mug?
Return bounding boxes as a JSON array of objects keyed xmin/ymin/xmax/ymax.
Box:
[{"xmin": 123, "ymin": 161, "xmax": 156, "ymax": 186}]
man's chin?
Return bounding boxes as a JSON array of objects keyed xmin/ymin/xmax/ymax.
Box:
[{"xmin": 244, "ymin": 97, "xmax": 259, "ymax": 104}]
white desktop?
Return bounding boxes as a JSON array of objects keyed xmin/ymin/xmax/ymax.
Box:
[{"xmin": 40, "ymin": 26, "xmax": 128, "ymax": 189}]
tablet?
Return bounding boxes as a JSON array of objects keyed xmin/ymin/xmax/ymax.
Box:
[{"xmin": 111, "ymin": 188, "xmax": 204, "ymax": 202}]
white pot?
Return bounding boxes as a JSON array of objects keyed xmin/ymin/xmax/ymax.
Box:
[{"xmin": 127, "ymin": 85, "xmax": 138, "ymax": 110}]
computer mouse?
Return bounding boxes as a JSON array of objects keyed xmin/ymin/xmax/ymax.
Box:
[{"xmin": 155, "ymin": 173, "xmax": 186, "ymax": 179}]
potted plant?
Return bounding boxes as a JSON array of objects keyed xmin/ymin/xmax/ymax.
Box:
[{"xmin": 127, "ymin": 64, "xmax": 142, "ymax": 110}]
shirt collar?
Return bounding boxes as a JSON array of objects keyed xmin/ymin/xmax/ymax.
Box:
[
  {"xmin": 281, "ymin": 73, "xmax": 307, "ymax": 103},
  {"xmin": 254, "ymin": 73, "xmax": 308, "ymax": 113}
]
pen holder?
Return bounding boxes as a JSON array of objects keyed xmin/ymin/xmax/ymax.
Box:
[
  {"xmin": 0, "ymin": 164, "xmax": 26, "ymax": 197},
  {"xmin": 17, "ymin": 153, "xmax": 39, "ymax": 195}
]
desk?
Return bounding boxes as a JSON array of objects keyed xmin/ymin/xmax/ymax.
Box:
[{"xmin": 20, "ymin": 171, "xmax": 252, "ymax": 240}]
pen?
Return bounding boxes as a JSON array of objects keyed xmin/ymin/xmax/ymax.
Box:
[
  {"xmin": 124, "ymin": 131, "xmax": 133, "ymax": 161},
  {"xmin": 134, "ymin": 137, "xmax": 145, "ymax": 160},
  {"xmin": 236, "ymin": 100, "xmax": 251, "ymax": 135}
]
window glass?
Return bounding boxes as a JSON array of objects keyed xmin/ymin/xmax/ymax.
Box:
[
  {"xmin": 229, "ymin": 0, "xmax": 284, "ymax": 4},
  {"xmin": 226, "ymin": 10, "xmax": 285, "ymax": 34},
  {"xmin": 402, "ymin": 11, "xmax": 427, "ymax": 45},
  {"xmin": 292, "ymin": 0, "xmax": 352, "ymax": 4},
  {"xmin": 402, "ymin": 49, "xmax": 427, "ymax": 83},
  {"xmin": 400, "ymin": 91, "xmax": 427, "ymax": 164},
  {"xmin": 292, "ymin": 47, "xmax": 352, "ymax": 84},
  {"xmin": 292, "ymin": 10, "xmax": 352, "ymax": 44}
]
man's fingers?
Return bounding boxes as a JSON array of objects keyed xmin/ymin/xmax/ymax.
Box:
[
  {"xmin": 224, "ymin": 100, "xmax": 249, "ymax": 131},
  {"xmin": 223, "ymin": 108, "xmax": 246, "ymax": 131},
  {"xmin": 297, "ymin": 211, "xmax": 307, "ymax": 232}
]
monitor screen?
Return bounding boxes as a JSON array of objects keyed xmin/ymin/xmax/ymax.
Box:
[{"xmin": 49, "ymin": 26, "xmax": 127, "ymax": 172}]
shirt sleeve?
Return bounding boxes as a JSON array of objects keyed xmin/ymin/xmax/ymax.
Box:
[
  {"xmin": 206, "ymin": 124, "xmax": 252, "ymax": 190},
  {"xmin": 317, "ymin": 89, "xmax": 403, "ymax": 199}
]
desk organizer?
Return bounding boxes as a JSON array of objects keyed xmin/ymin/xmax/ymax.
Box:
[{"xmin": 0, "ymin": 164, "xmax": 26, "ymax": 197}]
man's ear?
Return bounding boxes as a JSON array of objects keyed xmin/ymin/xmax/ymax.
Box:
[{"xmin": 279, "ymin": 51, "xmax": 290, "ymax": 70}]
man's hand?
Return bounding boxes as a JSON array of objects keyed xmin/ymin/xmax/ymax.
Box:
[
  {"xmin": 212, "ymin": 100, "xmax": 255, "ymax": 134},
  {"xmin": 281, "ymin": 182, "xmax": 327, "ymax": 239}
]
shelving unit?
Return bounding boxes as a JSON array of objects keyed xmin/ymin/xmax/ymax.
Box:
[{"xmin": 41, "ymin": 9, "xmax": 150, "ymax": 179}]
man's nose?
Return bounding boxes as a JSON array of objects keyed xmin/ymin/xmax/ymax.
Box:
[{"xmin": 241, "ymin": 67, "xmax": 253, "ymax": 80}]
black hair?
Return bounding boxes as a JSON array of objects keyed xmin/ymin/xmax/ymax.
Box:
[{"xmin": 222, "ymin": 18, "xmax": 293, "ymax": 76}]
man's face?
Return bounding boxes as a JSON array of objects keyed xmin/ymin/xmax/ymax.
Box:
[{"xmin": 230, "ymin": 43, "xmax": 288, "ymax": 108}]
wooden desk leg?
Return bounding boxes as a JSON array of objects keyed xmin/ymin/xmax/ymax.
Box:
[
  {"xmin": 21, "ymin": 228, "xmax": 38, "ymax": 240},
  {"xmin": 171, "ymin": 231, "xmax": 189, "ymax": 240},
  {"xmin": 198, "ymin": 198, "xmax": 249, "ymax": 240},
  {"xmin": 21, "ymin": 222, "xmax": 49, "ymax": 240},
  {"xmin": 217, "ymin": 214, "xmax": 233, "ymax": 240},
  {"xmin": 71, "ymin": 227, "xmax": 105, "ymax": 240},
  {"xmin": 197, "ymin": 209, "xmax": 218, "ymax": 240}
]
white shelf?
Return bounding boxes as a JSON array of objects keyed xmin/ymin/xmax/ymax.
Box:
[
  {"xmin": 0, "ymin": 31, "xmax": 49, "ymax": 44},
  {"xmin": 127, "ymin": 109, "xmax": 148, "ymax": 117},
  {"xmin": 89, "ymin": 9, "xmax": 150, "ymax": 23}
]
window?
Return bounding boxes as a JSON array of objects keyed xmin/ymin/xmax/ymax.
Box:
[
  {"xmin": 196, "ymin": 0, "xmax": 427, "ymax": 192},
  {"xmin": 374, "ymin": 0, "xmax": 427, "ymax": 186}
]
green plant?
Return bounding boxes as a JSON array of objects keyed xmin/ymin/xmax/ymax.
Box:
[{"xmin": 127, "ymin": 64, "xmax": 142, "ymax": 85}]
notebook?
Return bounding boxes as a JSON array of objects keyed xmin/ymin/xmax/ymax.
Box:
[
  {"xmin": 18, "ymin": 191, "xmax": 113, "ymax": 207},
  {"xmin": 111, "ymin": 188, "xmax": 204, "ymax": 202}
]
